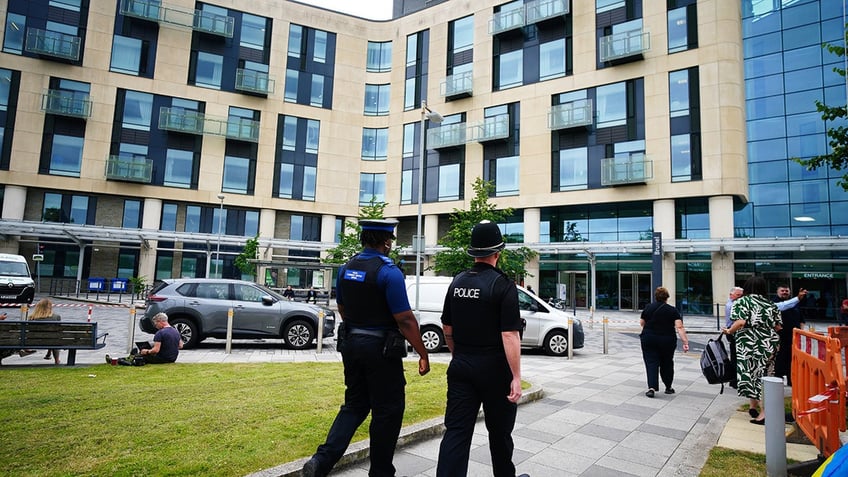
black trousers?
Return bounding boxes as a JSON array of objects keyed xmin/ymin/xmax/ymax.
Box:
[
  {"xmin": 640, "ymin": 331, "xmax": 676, "ymax": 391},
  {"xmin": 311, "ymin": 333, "xmax": 406, "ymax": 477},
  {"xmin": 437, "ymin": 353, "xmax": 517, "ymax": 477}
]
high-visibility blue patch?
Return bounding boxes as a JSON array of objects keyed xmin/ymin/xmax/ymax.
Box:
[{"xmin": 343, "ymin": 269, "xmax": 366, "ymax": 282}]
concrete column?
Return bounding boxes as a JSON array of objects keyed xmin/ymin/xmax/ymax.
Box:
[
  {"xmin": 0, "ymin": 185, "xmax": 26, "ymax": 254},
  {"xmin": 137, "ymin": 198, "xmax": 162, "ymax": 282},
  {"xmin": 710, "ymin": 195, "xmax": 736, "ymax": 317},
  {"xmin": 653, "ymin": 199, "xmax": 677, "ymax": 304},
  {"xmin": 318, "ymin": 214, "xmax": 339, "ymax": 290},
  {"xmin": 524, "ymin": 208, "xmax": 541, "ymax": 289},
  {"xmin": 423, "ymin": 214, "xmax": 438, "ymax": 276},
  {"xmin": 260, "ymin": 209, "xmax": 277, "ymax": 261}
]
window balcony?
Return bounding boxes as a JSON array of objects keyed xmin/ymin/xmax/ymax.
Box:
[
  {"xmin": 41, "ymin": 90, "xmax": 91, "ymax": 119},
  {"xmin": 548, "ymin": 99, "xmax": 593, "ymax": 130},
  {"xmin": 119, "ymin": 0, "xmax": 162, "ymax": 22},
  {"xmin": 25, "ymin": 28, "xmax": 81, "ymax": 61},
  {"xmin": 472, "ymin": 114, "xmax": 510, "ymax": 143},
  {"xmin": 599, "ymin": 28, "xmax": 650, "ymax": 63},
  {"xmin": 427, "ymin": 123, "xmax": 467, "ymax": 149},
  {"xmin": 526, "ymin": 0, "xmax": 569, "ymax": 24},
  {"xmin": 224, "ymin": 118, "xmax": 261, "ymax": 143},
  {"xmin": 489, "ymin": 8, "xmax": 525, "ymax": 35},
  {"xmin": 191, "ymin": 9, "xmax": 235, "ymax": 37},
  {"xmin": 105, "ymin": 155, "xmax": 153, "ymax": 183},
  {"xmin": 440, "ymin": 71, "xmax": 473, "ymax": 100},
  {"xmin": 601, "ymin": 154, "xmax": 653, "ymax": 186},
  {"xmin": 235, "ymin": 69, "xmax": 275, "ymax": 95},
  {"xmin": 158, "ymin": 107, "xmax": 205, "ymax": 135}
]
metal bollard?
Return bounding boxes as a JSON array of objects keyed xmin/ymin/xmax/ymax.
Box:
[
  {"xmin": 225, "ymin": 307, "xmax": 234, "ymax": 354},
  {"xmin": 87, "ymin": 305, "xmax": 92, "ymax": 323},
  {"xmin": 316, "ymin": 310, "xmax": 325, "ymax": 353},
  {"xmin": 567, "ymin": 318, "xmax": 573, "ymax": 360},
  {"xmin": 763, "ymin": 376, "xmax": 787, "ymax": 477},
  {"xmin": 603, "ymin": 316, "xmax": 609, "ymax": 354},
  {"xmin": 127, "ymin": 305, "xmax": 137, "ymax": 355},
  {"xmin": 20, "ymin": 304, "xmax": 28, "ymax": 320}
]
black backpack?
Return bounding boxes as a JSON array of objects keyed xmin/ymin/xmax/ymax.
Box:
[{"xmin": 700, "ymin": 333, "xmax": 735, "ymax": 394}]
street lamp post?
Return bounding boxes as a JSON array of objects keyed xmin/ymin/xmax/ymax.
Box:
[
  {"xmin": 415, "ymin": 101, "xmax": 443, "ymax": 319},
  {"xmin": 215, "ymin": 194, "xmax": 225, "ymax": 277}
]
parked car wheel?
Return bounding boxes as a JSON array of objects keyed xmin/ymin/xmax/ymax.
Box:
[
  {"xmin": 543, "ymin": 330, "xmax": 569, "ymax": 357},
  {"xmin": 420, "ymin": 325, "xmax": 444, "ymax": 353},
  {"xmin": 171, "ymin": 317, "xmax": 200, "ymax": 349},
  {"xmin": 283, "ymin": 319, "xmax": 314, "ymax": 350}
]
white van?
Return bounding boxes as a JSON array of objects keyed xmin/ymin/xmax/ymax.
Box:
[
  {"xmin": 405, "ymin": 276, "xmax": 584, "ymax": 356},
  {"xmin": 0, "ymin": 253, "xmax": 35, "ymax": 304}
]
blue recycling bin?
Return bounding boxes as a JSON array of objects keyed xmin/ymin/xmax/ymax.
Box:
[
  {"xmin": 111, "ymin": 278, "xmax": 128, "ymax": 292},
  {"xmin": 87, "ymin": 277, "xmax": 105, "ymax": 291}
]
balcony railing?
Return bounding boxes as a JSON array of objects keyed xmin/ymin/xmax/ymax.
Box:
[
  {"xmin": 121, "ymin": 0, "xmax": 234, "ymax": 37},
  {"xmin": 105, "ymin": 155, "xmax": 153, "ymax": 183},
  {"xmin": 548, "ymin": 99, "xmax": 593, "ymax": 130},
  {"xmin": 526, "ymin": 0, "xmax": 569, "ymax": 24},
  {"xmin": 489, "ymin": 8, "xmax": 525, "ymax": 34},
  {"xmin": 601, "ymin": 155, "xmax": 653, "ymax": 186},
  {"xmin": 25, "ymin": 28, "xmax": 81, "ymax": 61},
  {"xmin": 599, "ymin": 28, "xmax": 650, "ymax": 63},
  {"xmin": 472, "ymin": 114, "xmax": 510, "ymax": 143},
  {"xmin": 440, "ymin": 71, "xmax": 473, "ymax": 99},
  {"xmin": 41, "ymin": 90, "xmax": 92, "ymax": 118},
  {"xmin": 158, "ymin": 107, "xmax": 205, "ymax": 135},
  {"xmin": 235, "ymin": 69, "xmax": 275, "ymax": 94},
  {"xmin": 427, "ymin": 123, "xmax": 467, "ymax": 149},
  {"xmin": 212, "ymin": 118, "xmax": 260, "ymax": 143}
]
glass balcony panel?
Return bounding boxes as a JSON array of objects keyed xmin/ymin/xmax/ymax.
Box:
[
  {"xmin": 601, "ymin": 154, "xmax": 653, "ymax": 186},
  {"xmin": 41, "ymin": 90, "xmax": 91, "ymax": 118},
  {"xmin": 526, "ymin": 0, "xmax": 569, "ymax": 24},
  {"xmin": 105, "ymin": 155, "xmax": 153, "ymax": 183},
  {"xmin": 192, "ymin": 10, "xmax": 235, "ymax": 38},
  {"xmin": 119, "ymin": 0, "xmax": 162, "ymax": 22},
  {"xmin": 489, "ymin": 8, "xmax": 525, "ymax": 35},
  {"xmin": 427, "ymin": 123, "xmax": 467, "ymax": 149},
  {"xmin": 158, "ymin": 107, "xmax": 205, "ymax": 135},
  {"xmin": 25, "ymin": 28, "xmax": 80, "ymax": 61},
  {"xmin": 548, "ymin": 99, "xmax": 593, "ymax": 130},
  {"xmin": 440, "ymin": 71, "xmax": 473, "ymax": 98},
  {"xmin": 225, "ymin": 118, "xmax": 260, "ymax": 143},
  {"xmin": 474, "ymin": 114, "xmax": 510, "ymax": 142},
  {"xmin": 599, "ymin": 28, "xmax": 651, "ymax": 63},
  {"xmin": 235, "ymin": 68, "xmax": 275, "ymax": 94}
]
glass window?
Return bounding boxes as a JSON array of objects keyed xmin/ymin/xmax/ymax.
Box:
[
  {"xmin": 497, "ymin": 50, "xmax": 523, "ymax": 89},
  {"xmin": 310, "ymin": 74, "xmax": 324, "ymax": 107},
  {"xmin": 285, "ymin": 69, "xmax": 299, "ymax": 103},
  {"xmin": 110, "ymin": 35, "xmax": 143, "ymax": 75},
  {"xmin": 404, "ymin": 76, "xmax": 417, "ymax": 110},
  {"xmin": 745, "ymin": 32, "xmax": 782, "ymax": 57},
  {"xmin": 366, "ymin": 41, "xmax": 392, "ymax": 72},
  {"xmin": 278, "ymin": 163, "xmax": 294, "ymax": 198},
  {"xmin": 746, "ymin": 74, "xmax": 784, "ymax": 99},
  {"xmin": 452, "ymin": 15, "xmax": 474, "ymax": 54},
  {"xmin": 314, "ymin": 30, "xmax": 327, "ymax": 63},
  {"xmin": 185, "ymin": 205, "xmax": 200, "ymax": 232},
  {"xmin": 122, "ymin": 91, "xmax": 153, "ymax": 130},
  {"xmin": 0, "ymin": 69, "xmax": 12, "ymax": 110},
  {"xmin": 744, "ymin": 52, "xmax": 783, "ymax": 79},
  {"xmin": 747, "ymin": 117, "xmax": 786, "ymax": 142},
  {"xmin": 42, "ymin": 193, "xmax": 62, "ymax": 222},
  {"xmin": 750, "ymin": 183, "xmax": 789, "ymax": 205},
  {"xmin": 669, "ymin": 70, "xmax": 690, "ymax": 117},
  {"xmin": 596, "ymin": 82, "xmax": 626, "ymax": 128},
  {"xmin": 194, "ymin": 52, "xmax": 223, "ymax": 89},
  {"xmin": 495, "ymin": 156, "xmax": 519, "ymax": 196},
  {"xmin": 670, "ymin": 134, "xmax": 692, "ymax": 182},
  {"xmin": 3, "ymin": 13, "xmax": 26, "ymax": 54},
  {"xmin": 596, "ymin": 0, "xmax": 624, "ymax": 13},
  {"xmin": 69, "ymin": 195, "xmax": 88, "ymax": 224},
  {"xmin": 303, "ymin": 165, "xmax": 316, "ymax": 201},
  {"xmin": 306, "ymin": 120, "xmax": 320, "ymax": 154},
  {"xmin": 50, "ymin": 0, "xmax": 81, "ymax": 11},
  {"xmin": 749, "ymin": 161, "xmax": 788, "ymax": 184},
  {"xmin": 212, "ymin": 206, "xmax": 227, "ymax": 236},
  {"xmin": 163, "ymin": 149, "xmax": 193, "ymax": 188},
  {"xmin": 753, "ymin": 204, "xmax": 790, "ymax": 227},
  {"xmin": 558, "ymin": 148, "xmax": 587, "ymax": 191},
  {"xmin": 222, "ymin": 156, "xmax": 250, "ymax": 194},
  {"xmin": 240, "ymin": 13, "xmax": 266, "ymax": 50},
  {"xmin": 283, "ymin": 116, "xmax": 297, "ymax": 150},
  {"xmin": 359, "ymin": 173, "xmax": 386, "ymax": 204},
  {"xmin": 783, "ymin": 45, "xmax": 822, "ymax": 72},
  {"xmin": 438, "ymin": 164, "xmax": 460, "ymax": 201},
  {"xmin": 245, "ymin": 211, "xmax": 259, "ymax": 236},
  {"xmin": 123, "ymin": 200, "xmax": 141, "ymax": 228},
  {"xmin": 118, "ymin": 252, "xmax": 136, "ymax": 278},
  {"xmin": 668, "ymin": 6, "xmax": 688, "ymax": 53},
  {"xmin": 288, "ymin": 25, "xmax": 302, "ymax": 57},
  {"xmin": 784, "ymin": 68, "xmax": 822, "ymax": 93},
  {"xmin": 361, "ymin": 128, "xmax": 388, "ymax": 160},
  {"xmin": 747, "ymin": 95, "xmax": 785, "ymax": 119},
  {"xmin": 49, "ymin": 134, "xmax": 83, "ymax": 177},
  {"xmin": 364, "ymin": 84, "xmax": 390, "ymax": 115},
  {"xmin": 406, "ymin": 33, "xmax": 418, "ymax": 66},
  {"xmin": 401, "ymin": 169, "xmax": 413, "ymax": 204},
  {"xmin": 539, "ymin": 39, "xmax": 565, "ymax": 81},
  {"xmin": 748, "ymin": 138, "xmax": 787, "ymax": 163},
  {"xmin": 161, "ymin": 203, "xmax": 177, "ymax": 231},
  {"xmin": 786, "ymin": 111, "xmax": 825, "ymax": 137}
]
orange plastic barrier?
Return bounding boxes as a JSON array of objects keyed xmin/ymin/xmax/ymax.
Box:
[
  {"xmin": 827, "ymin": 326, "xmax": 848, "ymax": 378},
  {"xmin": 792, "ymin": 328, "xmax": 846, "ymax": 458}
]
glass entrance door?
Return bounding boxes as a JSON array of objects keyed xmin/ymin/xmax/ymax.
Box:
[
  {"xmin": 557, "ymin": 271, "xmax": 588, "ymax": 310},
  {"xmin": 619, "ymin": 272, "xmax": 651, "ymax": 311}
]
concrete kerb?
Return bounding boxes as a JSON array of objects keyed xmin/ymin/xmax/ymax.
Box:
[{"xmin": 245, "ymin": 385, "xmax": 545, "ymax": 477}]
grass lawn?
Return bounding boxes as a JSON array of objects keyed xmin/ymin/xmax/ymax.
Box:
[{"xmin": 0, "ymin": 361, "xmax": 447, "ymax": 477}]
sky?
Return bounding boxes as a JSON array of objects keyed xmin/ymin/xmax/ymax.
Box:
[{"xmin": 297, "ymin": 0, "xmax": 393, "ymax": 20}]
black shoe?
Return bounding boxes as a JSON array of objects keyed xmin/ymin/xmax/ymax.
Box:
[
  {"xmin": 105, "ymin": 354, "xmax": 111, "ymax": 364},
  {"xmin": 748, "ymin": 408, "xmax": 759, "ymax": 419},
  {"xmin": 302, "ymin": 457, "xmax": 320, "ymax": 477},
  {"xmin": 750, "ymin": 418, "xmax": 765, "ymax": 425},
  {"xmin": 645, "ymin": 389, "xmax": 655, "ymax": 398},
  {"xmin": 664, "ymin": 387, "xmax": 675, "ymax": 394}
]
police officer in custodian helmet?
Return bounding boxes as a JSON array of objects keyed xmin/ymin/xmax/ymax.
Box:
[
  {"xmin": 303, "ymin": 218, "xmax": 430, "ymax": 477},
  {"xmin": 436, "ymin": 220, "xmax": 529, "ymax": 477}
]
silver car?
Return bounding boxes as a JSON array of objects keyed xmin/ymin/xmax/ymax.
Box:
[{"xmin": 141, "ymin": 278, "xmax": 335, "ymax": 349}]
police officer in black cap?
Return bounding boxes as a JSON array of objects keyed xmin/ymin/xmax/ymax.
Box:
[
  {"xmin": 303, "ymin": 218, "xmax": 430, "ymax": 477},
  {"xmin": 436, "ymin": 220, "xmax": 528, "ymax": 477}
]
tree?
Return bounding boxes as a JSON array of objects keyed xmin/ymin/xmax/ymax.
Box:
[
  {"xmin": 323, "ymin": 198, "xmax": 404, "ymax": 265},
  {"xmin": 234, "ymin": 236, "xmax": 259, "ymax": 278},
  {"xmin": 432, "ymin": 178, "xmax": 538, "ymax": 281},
  {"xmin": 794, "ymin": 35, "xmax": 848, "ymax": 190}
]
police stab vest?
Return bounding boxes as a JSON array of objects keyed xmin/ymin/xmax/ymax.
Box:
[{"xmin": 340, "ymin": 254, "xmax": 395, "ymax": 328}]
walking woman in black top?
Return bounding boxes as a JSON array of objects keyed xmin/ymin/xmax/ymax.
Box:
[{"xmin": 640, "ymin": 287, "xmax": 690, "ymax": 397}]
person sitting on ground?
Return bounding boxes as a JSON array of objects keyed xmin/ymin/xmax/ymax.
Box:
[
  {"xmin": 138, "ymin": 312, "xmax": 183, "ymax": 364},
  {"xmin": 29, "ymin": 298, "xmax": 62, "ymax": 364}
]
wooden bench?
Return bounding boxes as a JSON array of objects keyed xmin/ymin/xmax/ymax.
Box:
[{"xmin": 0, "ymin": 321, "xmax": 108, "ymax": 366}]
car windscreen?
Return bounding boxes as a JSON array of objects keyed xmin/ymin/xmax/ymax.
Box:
[{"xmin": 0, "ymin": 261, "xmax": 30, "ymax": 277}]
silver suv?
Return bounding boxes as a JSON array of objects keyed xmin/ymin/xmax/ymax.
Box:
[{"xmin": 141, "ymin": 279, "xmax": 335, "ymax": 349}]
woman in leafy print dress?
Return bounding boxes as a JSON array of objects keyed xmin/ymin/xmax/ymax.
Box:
[{"xmin": 725, "ymin": 275, "xmax": 781, "ymax": 424}]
